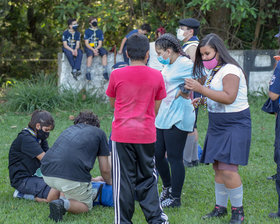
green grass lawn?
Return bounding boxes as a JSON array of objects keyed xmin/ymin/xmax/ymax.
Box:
[{"xmin": 0, "ymin": 96, "xmax": 279, "ymax": 224}]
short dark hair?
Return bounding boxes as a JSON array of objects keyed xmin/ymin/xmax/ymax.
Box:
[
  {"xmin": 74, "ymin": 111, "xmax": 100, "ymax": 128},
  {"xmin": 140, "ymin": 23, "xmax": 151, "ymax": 33},
  {"xmin": 155, "ymin": 33, "xmax": 188, "ymax": 58},
  {"xmin": 28, "ymin": 110, "xmax": 55, "ymax": 131},
  {"xmin": 67, "ymin": 18, "xmax": 76, "ymax": 26},
  {"xmin": 126, "ymin": 33, "xmax": 149, "ymax": 61},
  {"xmin": 193, "ymin": 33, "xmax": 243, "ymax": 80},
  {"xmin": 187, "ymin": 27, "xmax": 199, "ymax": 36},
  {"xmin": 88, "ymin": 16, "xmax": 97, "ymax": 23}
]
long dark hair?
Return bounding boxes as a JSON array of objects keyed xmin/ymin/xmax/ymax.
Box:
[
  {"xmin": 155, "ymin": 33, "xmax": 189, "ymax": 58},
  {"xmin": 193, "ymin": 33, "xmax": 243, "ymax": 80}
]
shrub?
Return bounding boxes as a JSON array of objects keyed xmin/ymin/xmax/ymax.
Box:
[{"xmin": 3, "ymin": 73, "xmax": 106, "ymax": 112}]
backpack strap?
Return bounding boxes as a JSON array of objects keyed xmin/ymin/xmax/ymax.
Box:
[
  {"xmin": 93, "ymin": 183, "xmax": 103, "ymax": 202},
  {"xmin": 98, "ymin": 184, "xmax": 104, "ymax": 204}
]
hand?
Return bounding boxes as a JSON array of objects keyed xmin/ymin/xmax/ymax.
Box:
[
  {"xmin": 93, "ymin": 49, "xmax": 99, "ymax": 56},
  {"xmin": 91, "ymin": 176, "xmax": 104, "ymax": 182},
  {"xmin": 73, "ymin": 49, "xmax": 78, "ymax": 56},
  {"xmin": 118, "ymin": 50, "xmax": 122, "ymax": 54},
  {"xmin": 192, "ymin": 97, "xmax": 201, "ymax": 107},
  {"xmin": 175, "ymin": 89, "xmax": 191, "ymax": 99},
  {"xmin": 185, "ymin": 78, "xmax": 203, "ymax": 93}
]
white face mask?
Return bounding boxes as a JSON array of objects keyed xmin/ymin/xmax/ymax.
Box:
[{"xmin": 176, "ymin": 28, "xmax": 185, "ymax": 41}]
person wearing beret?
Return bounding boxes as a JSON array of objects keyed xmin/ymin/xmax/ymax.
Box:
[
  {"xmin": 177, "ymin": 18, "xmax": 201, "ymax": 169},
  {"xmin": 176, "ymin": 18, "xmax": 200, "ymax": 62}
]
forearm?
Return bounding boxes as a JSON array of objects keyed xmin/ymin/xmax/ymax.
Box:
[
  {"xmin": 200, "ymin": 86, "xmax": 236, "ymax": 105},
  {"xmin": 101, "ymin": 170, "xmax": 112, "ymax": 185},
  {"xmin": 96, "ymin": 41, "xmax": 102, "ymax": 50},
  {"xmin": 119, "ymin": 38, "xmax": 126, "ymax": 51},
  {"xmin": 269, "ymin": 91, "xmax": 280, "ymax": 101},
  {"xmin": 63, "ymin": 42, "xmax": 73, "ymax": 52},
  {"xmin": 75, "ymin": 41, "xmax": 80, "ymax": 50}
]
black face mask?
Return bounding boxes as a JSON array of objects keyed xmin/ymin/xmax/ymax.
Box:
[
  {"xmin": 72, "ymin": 24, "xmax": 79, "ymax": 31},
  {"xmin": 37, "ymin": 129, "xmax": 49, "ymax": 141},
  {"xmin": 92, "ymin": 21, "xmax": 98, "ymax": 27}
]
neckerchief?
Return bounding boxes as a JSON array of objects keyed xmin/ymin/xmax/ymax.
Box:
[
  {"xmin": 194, "ymin": 64, "xmax": 224, "ymax": 110},
  {"xmin": 182, "ymin": 36, "xmax": 199, "ymax": 49},
  {"xmin": 24, "ymin": 127, "xmax": 40, "ymax": 143}
]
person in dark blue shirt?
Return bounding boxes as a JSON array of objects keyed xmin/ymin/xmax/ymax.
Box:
[
  {"xmin": 62, "ymin": 18, "xmax": 83, "ymax": 80},
  {"xmin": 268, "ymin": 29, "xmax": 280, "ymax": 219},
  {"xmin": 84, "ymin": 17, "xmax": 108, "ymax": 81},
  {"xmin": 118, "ymin": 23, "xmax": 151, "ymax": 64}
]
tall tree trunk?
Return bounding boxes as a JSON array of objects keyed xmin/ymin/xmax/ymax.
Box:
[{"xmin": 252, "ymin": 0, "xmax": 265, "ymax": 49}]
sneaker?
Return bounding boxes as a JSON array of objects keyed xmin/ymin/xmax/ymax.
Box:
[
  {"xmin": 161, "ymin": 196, "xmax": 181, "ymax": 208},
  {"xmin": 192, "ymin": 160, "xmax": 199, "ymax": 166},
  {"xmin": 269, "ymin": 212, "xmax": 280, "ymax": 218},
  {"xmin": 267, "ymin": 174, "xmax": 277, "ymax": 180},
  {"xmin": 13, "ymin": 190, "xmax": 24, "ymax": 199},
  {"xmin": 85, "ymin": 72, "xmax": 91, "ymax": 81},
  {"xmin": 71, "ymin": 71, "xmax": 78, "ymax": 80},
  {"xmin": 159, "ymin": 186, "xmax": 171, "ymax": 203},
  {"xmin": 49, "ymin": 199, "xmax": 66, "ymax": 222},
  {"xmin": 202, "ymin": 205, "xmax": 228, "ymax": 219},
  {"xmin": 103, "ymin": 72, "xmax": 109, "ymax": 81},
  {"xmin": 229, "ymin": 206, "xmax": 244, "ymax": 224},
  {"xmin": 76, "ymin": 70, "xmax": 81, "ymax": 77},
  {"xmin": 183, "ymin": 161, "xmax": 193, "ymax": 167}
]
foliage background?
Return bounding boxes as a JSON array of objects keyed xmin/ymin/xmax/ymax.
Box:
[{"xmin": 0, "ymin": 0, "xmax": 279, "ymax": 82}]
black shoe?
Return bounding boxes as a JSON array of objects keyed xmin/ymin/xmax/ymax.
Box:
[
  {"xmin": 202, "ymin": 205, "xmax": 228, "ymax": 219},
  {"xmin": 103, "ymin": 72, "xmax": 109, "ymax": 81},
  {"xmin": 71, "ymin": 71, "xmax": 78, "ymax": 80},
  {"xmin": 229, "ymin": 206, "xmax": 244, "ymax": 224},
  {"xmin": 85, "ymin": 72, "xmax": 91, "ymax": 81},
  {"xmin": 49, "ymin": 199, "xmax": 66, "ymax": 222},
  {"xmin": 269, "ymin": 212, "xmax": 280, "ymax": 218},
  {"xmin": 184, "ymin": 161, "xmax": 193, "ymax": 167},
  {"xmin": 161, "ymin": 196, "xmax": 181, "ymax": 208},
  {"xmin": 159, "ymin": 186, "xmax": 171, "ymax": 203},
  {"xmin": 192, "ymin": 160, "xmax": 199, "ymax": 166},
  {"xmin": 76, "ymin": 70, "xmax": 81, "ymax": 77},
  {"xmin": 267, "ymin": 174, "xmax": 277, "ymax": 180}
]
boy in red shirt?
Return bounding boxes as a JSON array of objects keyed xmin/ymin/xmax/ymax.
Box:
[{"xmin": 106, "ymin": 33, "xmax": 168, "ymax": 224}]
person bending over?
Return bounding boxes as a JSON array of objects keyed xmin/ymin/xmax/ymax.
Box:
[{"xmin": 41, "ymin": 111, "xmax": 111, "ymax": 222}]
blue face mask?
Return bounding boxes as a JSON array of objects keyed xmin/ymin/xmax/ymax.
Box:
[{"xmin": 157, "ymin": 52, "xmax": 170, "ymax": 65}]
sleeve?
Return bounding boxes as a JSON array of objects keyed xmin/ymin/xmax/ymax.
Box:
[
  {"xmin": 221, "ymin": 64, "xmax": 242, "ymax": 79},
  {"xmin": 269, "ymin": 62, "xmax": 280, "ymax": 95},
  {"xmin": 125, "ymin": 29, "xmax": 137, "ymax": 38},
  {"xmin": 155, "ymin": 73, "xmax": 167, "ymax": 100},
  {"xmin": 106, "ymin": 71, "xmax": 116, "ymax": 98},
  {"xmin": 97, "ymin": 131, "xmax": 110, "ymax": 156},
  {"xmin": 62, "ymin": 31, "xmax": 67, "ymax": 42},
  {"xmin": 21, "ymin": 135, "xmax": 44, "ymax": 158},
  {"xmin": 84, "ymin": 29, "xmax": 89, "ymax": 40},
  {"xmin": 40, "ymin": 140, "xmax": 49, "ymax": 152}
]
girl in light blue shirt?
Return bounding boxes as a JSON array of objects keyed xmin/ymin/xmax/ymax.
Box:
[{"xmin": 154, "ymin": 33, "xmax": 195, "ymax": 208}]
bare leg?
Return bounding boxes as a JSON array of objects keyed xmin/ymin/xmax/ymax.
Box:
[
  {"xmin": 102, "ymin": 54, "xmax": 107, "ymax": 66},
  {"xmin": 68, "ymin": 199, "xmax": 89, "ymax": 214},
  {"xmin": 34, "ymin": 188, "xmax": 60, "ymax": 203},
  {"xmin": 87, "ymin": 56, "xmax": 93, "ymax": 67}
]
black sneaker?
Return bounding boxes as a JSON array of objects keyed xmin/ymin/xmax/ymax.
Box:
[
  {"xmin": 103, "ymin": 72, "xmax": 109, "ymax": 81},
  {"xmin": 71, "ymin": 71, "xmax": 78, "ymax": 80},
  {"xmin": 269, "ymin": 212, "xmax": 280, "ymax": 218},
  {"xmin": 76, "ymin": 70, "xmax": 81, "ymax": 77},
  {"xmin": 85, "ymin": 72, "xmax": 91, "ymax": 81},
  {"xmin": 161, "ymin": 196, "xmax": 181, "ymax": 208},
  {"xmin": 192, "ymin": 160, "xmax": 199, "ymax": 166},
  {"xmin": 202, "ymin": 205, "xmax": 228, "ymax": 219},
  {"xmin": 229, "ymin": 206, "xmax": 244, "ymax": 224},
  {"xmin": 183, "ymin": 160, "xmax": 193, "ymax": 167},
  {"xmin": 159, "ymin": 186, "xmax": 171, "ymax": 203},
  {"xmin": 49, "ymin": 199, "xmax": 66, "ymax": 222}
]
